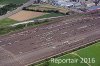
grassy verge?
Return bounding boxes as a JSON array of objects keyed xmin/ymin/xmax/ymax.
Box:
[{"xmin": 30, "ymin": 42, "xmax": 100, "ymax": 66}]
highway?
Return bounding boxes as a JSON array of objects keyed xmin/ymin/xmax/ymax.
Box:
[
  {"xmin": 0, "ymin": 0, "xmax": 35, "ymax": 20},
  {"xmin": 0, "ymin": 15, "xmax": 100, "ymax": 66}
]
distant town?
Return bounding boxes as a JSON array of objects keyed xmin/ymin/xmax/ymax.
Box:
[{"xmin": 33, "ymin": 0, "xmax": 100, "ymax": 13}]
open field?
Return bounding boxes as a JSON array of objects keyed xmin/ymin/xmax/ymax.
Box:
[
  {"xmin": 36, "ymin": 42, "xmax": 100, "ymax": 66},
  {"xmin": 35, "ymin": 13, "xmax": 64, "ymax": 19},
  {"xmin": 0, "ymin": 0, "xmax": 28, "ymax": 4},
  {"xmin": 76, "ymin": 42, "xmax": 100, "ymax": 66},
  {"xmin": 0, "ymin": 14, "xmax": 100, "ymax": 66},
  {"xmin": 0, "ymin": 18, "xmax": 16, "ymax": 27},
  {"xmin": 8, "ymin": 10, "xmax": 46, "ymax": 21}
]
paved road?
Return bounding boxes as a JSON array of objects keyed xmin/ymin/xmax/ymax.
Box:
[
  {"xmin": 0, "ymin": 15, "xmax": 100, "ymax": 66},
  {"xmin": 0, "ymin": 0, "xmax": 35, "ymax": 20}
]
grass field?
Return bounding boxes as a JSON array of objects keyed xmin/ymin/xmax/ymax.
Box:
[
  {"xmin": 35, "ymin": 13, "xmax": 64, "ymax": 19},
  {"xmin": 0, "ymin": 18, "xmax": 16, "ymax": 27},
  {"xmin": 34, "ymin": 42, "xmax": 100, "ymax": 66},
  {"xmin": 0, "ymin": 0, "xmax": 28, "ymax": 4},
  {"xmin": 76, "ymin": 42, "xmax": 100, "ymax": 66}
]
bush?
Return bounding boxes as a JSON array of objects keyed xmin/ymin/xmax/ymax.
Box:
[
  {"xmin": 0, "ymin": 24, "xmax": 25, "ymax": 35},
  {"xmin": 0, "ymin": 26, "xmax": 11, "ymax": 34},
  {"xmin": 13, "ymin": 24, "xmax": 25, "ymax": 30}
]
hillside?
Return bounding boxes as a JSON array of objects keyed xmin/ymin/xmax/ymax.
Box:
[{"xmin": 0, "ymin": 0, "xmax": 28, "ymax": 4}]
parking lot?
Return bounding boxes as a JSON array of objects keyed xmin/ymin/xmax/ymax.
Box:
[{"xmin": 0, "ymin": 15, "xmax": 100, "ymax": 66}]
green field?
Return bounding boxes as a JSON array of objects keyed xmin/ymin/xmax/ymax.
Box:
[
  {"xmin": 0, "ymin": 18, "xmax": 16, "ymax": 27},
  {"xmin": 76, "ymin": 42, "xmax": 100, "ymax": 66},
  {"xmin": 0, "ymin": 0, "xmax": 28, "ymax": 4},
  {"xmin": 34, "ymin": 42, "xmax": 100, "ymax": 66},
  {"xmin": 35, "ymin": 13, "xmax": 64, "ymax": 19}
]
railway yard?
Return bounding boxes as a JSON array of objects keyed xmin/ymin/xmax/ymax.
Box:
[{"xmin": 0, "ymin": 14, "xmax": 100, "ymax": 66}]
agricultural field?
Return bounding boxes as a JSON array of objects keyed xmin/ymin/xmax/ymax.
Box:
[
  {"xmin": 8, "ymin": 10, "xmax": 47, "ymax": 21},
  {"xmin": 34, "ymin": 42, "xmax": 100, "ymax": 66},
  {"xmin": 35, "ymin": 13, "xmax": 64, "ymax": 19},
  {"xmin": 0, "ymin": 0, "xmax": 28, "ymax": 4},
  {"xmin": 0, "ymin": 18, "xmax": 16, "ymax": 27},
  {"xmin": 26, "ymin": 4, "xmax": 70, "ymax": 14}
]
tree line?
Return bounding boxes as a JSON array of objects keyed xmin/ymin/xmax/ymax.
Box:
[{"xmin": 0, "ymin": 3, "xmax": 20, "ymax": 15}]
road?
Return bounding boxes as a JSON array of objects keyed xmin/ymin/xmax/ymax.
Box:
[
  {"xmin": 0, "ymin": 0, "xmax": 35, "ymax": 20},
  {"xmin": 0, "ymin": 15, "xmax": 100, "ymax": 66}
]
